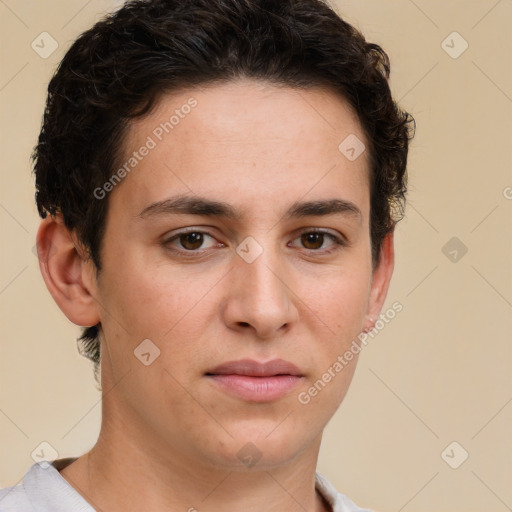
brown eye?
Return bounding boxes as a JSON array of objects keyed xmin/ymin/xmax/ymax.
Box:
[
  {"xmin": 289, "ymin": 230, "xmax": 345, "ymax": 253},
  {"xmin": 164, "ymin": 230, "xmax": 220, "ymax": 255},
  {"xmin": 301, "ymin": 232, "xmax": 325, "ymax": 250},
  {"xmin": 179, "ymin": 232, "xmax": 204, "ymax": 250}
]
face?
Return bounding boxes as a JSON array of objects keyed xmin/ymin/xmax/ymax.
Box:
[{"xmin": 83, "ymin": 78, "xmax": 392, "ymax": 469}]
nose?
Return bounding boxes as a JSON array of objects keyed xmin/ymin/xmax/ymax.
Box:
[{"xmin": 220, "ymin": 245, "xmax": 299, "ymax": 339}]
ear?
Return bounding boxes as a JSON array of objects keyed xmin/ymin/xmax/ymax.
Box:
[
  {"xmin": 36, "ymin": 214, "xmax": 100, "ymax": 327},
  {"xmin": 363, "ymin": 230, "xmax": 395, "ymax": 332}
]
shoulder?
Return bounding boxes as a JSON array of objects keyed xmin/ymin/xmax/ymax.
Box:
[
  {"xmin": 0, "ymin": 459, "xmax": 92, "ymax": 512},
  {"xmin": 0, "ymin": 473, "xmax": 34, "ymax": 511},
  {"xmin": 315, "ymin": 472, "xmax": 375, "ymax": 512}
]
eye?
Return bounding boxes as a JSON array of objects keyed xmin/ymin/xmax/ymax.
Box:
[
  {"xmin": 290, "ymin": 229, "xmax": 345, "ymax": 252},
  {"xmin": 164, "ymin": 230, "xmax": 220, "ymax": 251}
]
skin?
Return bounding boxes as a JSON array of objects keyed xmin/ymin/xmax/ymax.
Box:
[{"xmin": 37, "ymin": 78, "xmax": 394, "ymax": 512}]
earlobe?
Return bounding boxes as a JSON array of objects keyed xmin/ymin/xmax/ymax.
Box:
[
  {"xmin": 363, "ymin": 230, "xmax": 395, "ymax": 332},
  {"xmin": 36, "ymin": 215, "xmax": 100, "ymax": 327}
]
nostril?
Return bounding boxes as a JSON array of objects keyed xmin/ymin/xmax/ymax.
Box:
[{"xmin": 238, "ymin": 322, "xmax": 250, "ymax": 327}]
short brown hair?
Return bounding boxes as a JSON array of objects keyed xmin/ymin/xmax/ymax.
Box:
[{"xmin": 33, "ymin": 0, "xmax": 415, "ymax": 383}]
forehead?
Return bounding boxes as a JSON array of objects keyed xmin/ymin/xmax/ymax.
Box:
[{"xmin": 112, "ymin": 78, "xmax": 370, "ymax": 218}]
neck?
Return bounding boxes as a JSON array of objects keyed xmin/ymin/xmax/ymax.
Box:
[{"xmin": 60, "ymin": 398, "xmax": 330, "ymax": 512}]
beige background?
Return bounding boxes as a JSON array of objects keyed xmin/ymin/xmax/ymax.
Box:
[{"xmin": 1, "ymin": 1, "xmax": 511, "ymax": 511}]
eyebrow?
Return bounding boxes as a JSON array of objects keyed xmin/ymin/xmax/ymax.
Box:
[{"xmin": 137, "ymin": 195, "xmax": 361, "ymax": 221}]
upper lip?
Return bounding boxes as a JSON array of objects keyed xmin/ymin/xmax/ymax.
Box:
[{"xmin": 206, "ymin": 359, "xmax": 303, "ymax": 377}]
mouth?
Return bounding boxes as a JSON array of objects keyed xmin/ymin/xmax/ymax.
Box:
[{"xmin": 205, "ymin": 359, "xmax": 303, "ymax": 402}]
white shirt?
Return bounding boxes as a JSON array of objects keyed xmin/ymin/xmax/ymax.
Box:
[{"xmin": 0, "ymin": 458, "xmax": 373, "ymax": 511}]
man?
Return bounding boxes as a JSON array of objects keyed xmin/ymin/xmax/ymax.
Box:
[{"xmin": 0, "ymin": 0, "xmax": 414, "ymax": 510}]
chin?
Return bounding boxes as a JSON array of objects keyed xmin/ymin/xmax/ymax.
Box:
[{"xmin": 200, "ymin": 422, "xmax": 317, "ymax": 471}]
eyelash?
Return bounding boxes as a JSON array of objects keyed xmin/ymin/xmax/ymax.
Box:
[{"xmin": 162, "ymin": 228, "xmax": 347, "ymax": 257}]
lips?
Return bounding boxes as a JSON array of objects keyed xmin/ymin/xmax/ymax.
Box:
[
  {"xmin": 206, "ymin": 358, "xmax": 302, "ymax": 377},
  {"xmin": 206, "ymin": 359, "xmax": 303, "ymax": 402}
]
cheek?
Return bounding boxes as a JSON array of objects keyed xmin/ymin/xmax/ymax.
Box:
[
  {"xmin": 293, "ymin": 270, "xmax": 370, "ymax": 418},
  {"xmin": 301, "ymin": 263, "xmax": 372, "ymax": 340},
  {"xmin": 97, "ymin": 257, "xmax": 222, "ymax": 353},
  {"xmin": 332, "ymin": 279, "xmax": 369, "ymax": 335}
]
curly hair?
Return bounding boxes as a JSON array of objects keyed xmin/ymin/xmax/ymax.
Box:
[{"xmin": 33, "ymin": 0, "xmax": 415, "ymax": 385}]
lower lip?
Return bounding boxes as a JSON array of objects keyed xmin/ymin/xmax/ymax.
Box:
[{"xmin": 207, "ymin": 374, "xmax": 302, "ymax": 402}]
